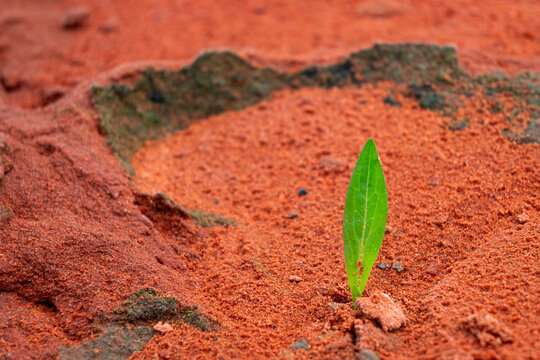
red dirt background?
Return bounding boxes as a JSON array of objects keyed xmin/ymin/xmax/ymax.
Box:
[{"xmin": 0, "ymin": 1, "xmax": 539, "ymax": 359}]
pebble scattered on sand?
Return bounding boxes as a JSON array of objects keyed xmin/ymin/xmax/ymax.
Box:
[
  {"xmin": 288, "ymin": 275, "xmax": 303, "ymax": 282},
  {"xmin": 392, "ymin": 262, "xmax": 404, "ymax": 272}
]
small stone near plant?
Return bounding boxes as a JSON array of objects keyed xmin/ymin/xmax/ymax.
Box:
[
  {"xmin": 356, "ymin": 291, "xmax": 406, "ymax": 331},
  {"xmin": 378, "ymin": 263, "xmax": 388, "ymax": 270}
]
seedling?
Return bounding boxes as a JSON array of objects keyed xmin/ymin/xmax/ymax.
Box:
[{"xmin": 343, "ymin": 138, "xmax": 388, "ymax": 304}]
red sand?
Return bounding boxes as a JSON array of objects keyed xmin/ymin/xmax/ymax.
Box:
[
  {"xmin": 0, "ymin": 0, "xmax": 539, "ymax": 359},
  {"xmin": 1, "ymin": 0, "xmax": 539, "ymax": 108},
  {"xmin": 132, "ymin": 86, "xmax": 539, "ymax": 359}
]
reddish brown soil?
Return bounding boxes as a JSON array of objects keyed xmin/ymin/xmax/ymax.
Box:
[
  {"xmin": 132, "ymin": 86, "xmax": 539, "ymax": 359},
  {"xmin": 0, "ymin": 1, "xmax": 539, "ymax": 359},
  {"xmin": 1, "ymin": 0, "xmax": 539, "ymax": 108}
]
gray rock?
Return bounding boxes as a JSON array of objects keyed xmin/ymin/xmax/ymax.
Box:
[
  {"xmin": 290, "ymin": 338, "xmax": 309, "ymax": 350},
  {"xmin": 392, "ymin": 261, "xmax": 404, "ymax": 272},
  {"xmin": 378, "ymin": 263, "xmax": 388, "ymax": 270}
]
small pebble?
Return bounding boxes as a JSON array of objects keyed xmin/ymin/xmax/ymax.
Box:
[
  {"xmin": 392, "ymin": 262, "xmax": 404, "ymax": 272},
  {"xmin": 378, "ymin": 263, "xmax": 388, "ymax": 270},
  {"xmin": 298, "ymin": 188, "xmax": 308, "ymax": 196},
  {"xmin": 61, "ymin": 7, "xmax": 90, "ymax": 29},
  {"xmin": 287, "ymin": 213, "xmax": 298, "ymax": 219},
  {"xmin": 290, "ymin": 338, "xmax": 309, "ymax": 350},
  {"xmin": 289, "ymin": 275, "xmax": 303, "ymax": 282}
]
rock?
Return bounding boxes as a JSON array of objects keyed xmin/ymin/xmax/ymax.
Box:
[
  {"xmin": 462, "ymin": 313, "xmax": 513, "ymax": 346},
  {"xmin": 61, "ymin": 7, "xmax": 90, "ymax": 29},
  {"xmin": 288, "ymin": 275, "xmax": 303, "ymax": 283},
  {"xmin": 298, "ymin": 188, "xmax": 308, "ymax": 196},
  {"xmin": 153, "ymin": 322, "xmax": 173, "ymax": 333},
  {"xmin": 318, "ymin": 156, "xmax": 346, "ymax": 174},
  {"xmin": 378, "ymin": 263, "xmax": 388, "ymax": 270},
  {"xmin": 391, "ymin": 261, "xmax": 404, "ymax": 272},
  {"xmin": 287, "ymin": 213, "xmax": 298, "ymax": 219},
  {"xmin": 290, "ymin": 338, "xmax": 309, "ymax": 350},
  {"xmin": 59, "ymin": 325, "xmax": 155, "ymax": 359},
  {"xmin": 384, "ymin": 225, "xmax": 394, "ymax": 234},
  {"xmin": 356, "ymin": 349, "xmax": 380, "ymax": 360},
  {"xmin": 355, "ymin": 291, "xmax": 406, "ymax": 331}
]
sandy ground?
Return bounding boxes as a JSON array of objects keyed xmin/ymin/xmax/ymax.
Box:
[{"xmin": 0, "ymin": 1, "xmax": 539, "ymax": 359}]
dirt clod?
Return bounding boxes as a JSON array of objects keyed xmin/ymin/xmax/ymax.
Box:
[
  {"xmin": 153, "ymin": 322, "xmax": 173, "ymax": 334},
  {"xmin": 356, "ymin": 292, "xmax": 406, "ymax": 331},
  {"xmin": 462, "ymin": 313, "xmax": 513, "ymax": 346},
  {"xmin": 318, "ymin": 155, "xmax": 346, "ymax": 174},
  {"xmin": 288, "ymin": 275, "xmax": 303, "ymax": 282}
]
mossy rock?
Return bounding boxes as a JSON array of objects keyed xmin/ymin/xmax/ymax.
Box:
[
  {"xmin": 93, "ymin": 44, "xmax": 539, "ymax": 174},
  {"xmin": 114, "ymin": 288, "xmax": 218, "ymax": 332},
  {"xmin": 116, "ymin": 288, "xmax": 177, "ymax": 322},
  {"xmin": 59, "ymin": 325, "xmax": 155, "ymax": 360}
]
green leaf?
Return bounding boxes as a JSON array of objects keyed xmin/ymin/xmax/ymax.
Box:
[{"xmin": 343, "ymin": 138, "xmax": 388, "ymax": 303}]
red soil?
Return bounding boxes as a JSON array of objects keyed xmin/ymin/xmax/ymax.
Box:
[
  {"xmin": 132, "ymin": 86, "xmax": 539, "ymax": 359},
  {"xmin": 0, "ymin": 1, "xmax": 539, "ymax": 359},
  {"xmin": 1, "ymin": 0, "xmax": 539, "ymax": 108}
]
